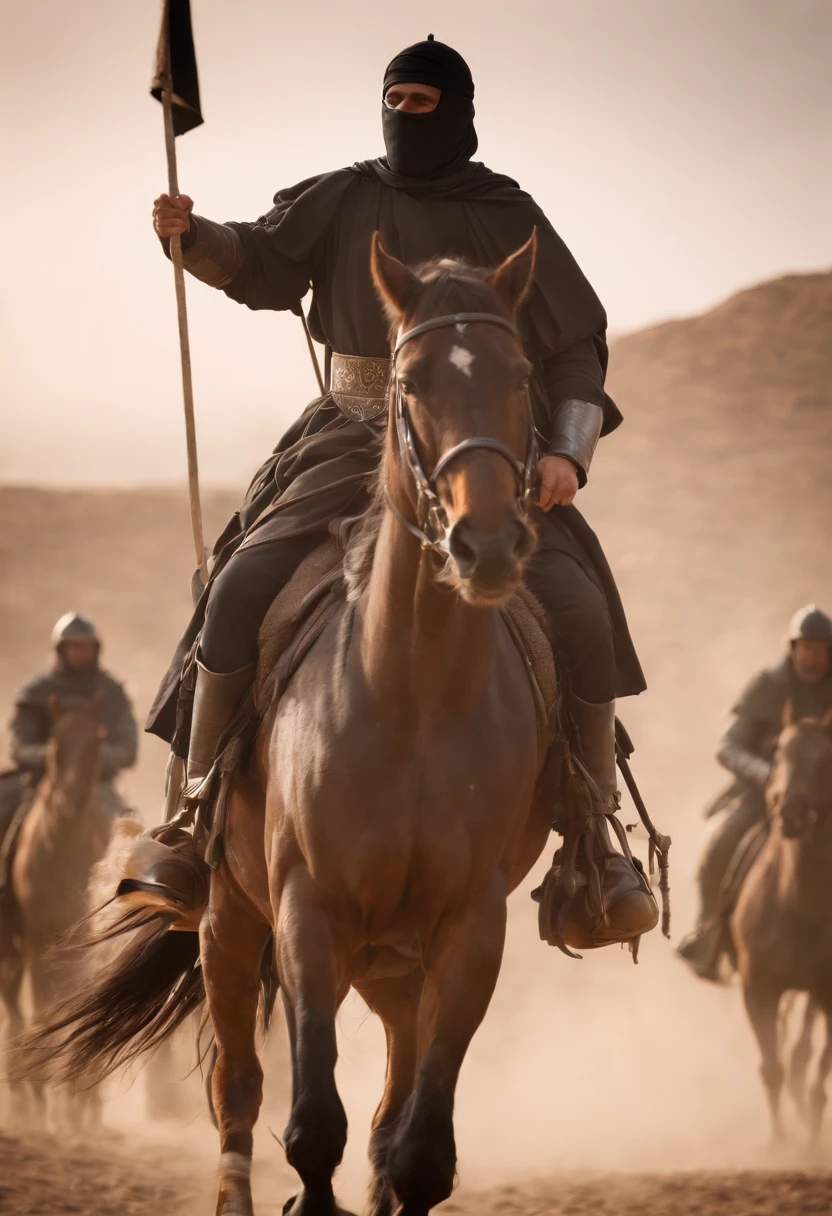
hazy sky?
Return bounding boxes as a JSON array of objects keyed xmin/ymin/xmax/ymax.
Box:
[{"xmin": 2, "ymin": 0, "xmax": 830, "ymax": 485}]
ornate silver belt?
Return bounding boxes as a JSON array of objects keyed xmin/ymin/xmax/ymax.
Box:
[{"xmin": 330, "ymin": 353, "xmax": 390, "ymax": 422}]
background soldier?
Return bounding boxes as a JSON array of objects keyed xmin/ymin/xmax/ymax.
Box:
[
  {"xmin": 679, "ymin": 603, "xmax": 832, "ymax": 979},
  {"xmin": 0, "ymin": 613, "xmax": 138, "ymax": 882}
]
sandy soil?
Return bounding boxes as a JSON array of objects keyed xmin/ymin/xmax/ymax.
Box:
[
  {"xmin": 446, "ymin": 1172, "xmax": 832, "ymax": 1216},
  {"xmin": 2, "ymin": 1126, "xmax": 832, "ymax": 1216},
  {"xmin": 2, "ymin": 271, "xmax": 832, "ymax": 1212},
  {"xmin": 0, "ymin": 1129, "xmax": 193, "ymax": 1216}
]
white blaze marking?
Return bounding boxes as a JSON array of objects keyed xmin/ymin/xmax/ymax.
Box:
[
  {"xmin": 221, "ymin": 1152, "xmax": 252, "ymax": 1182},
  {"xmin": 449, "ymin": 345, "xmax": 475, "ymax": 378}
]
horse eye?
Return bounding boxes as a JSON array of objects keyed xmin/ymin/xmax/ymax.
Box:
[{"xmin": 399, "ymin": 379, "xmax": 417, "ymax": 396}]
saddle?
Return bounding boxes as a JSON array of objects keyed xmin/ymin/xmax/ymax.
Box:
[
  {"xmin": 252, "ymin": 551, "xmax": 667, "ymax": 958},
  {"xmin": 154, "ymin": 542, "xmax": 666, "ymax": 963},
  {"xmin": 177, "ymin": 539, "xmax": 561, "ymax": 872}
]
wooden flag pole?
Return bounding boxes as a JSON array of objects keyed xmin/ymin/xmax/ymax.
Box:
[{"xmin": 161, "ymin": 69, "xmax": 208, "ymax": 588}]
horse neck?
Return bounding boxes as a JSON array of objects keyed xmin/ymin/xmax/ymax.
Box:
[
  {"xmin": 41, "ymin": 740, "xmax": 101, "ymax": 837},
  {"xmin": 359, "ymin": 449, "xmax": 497, "ymax": 718},
  {"xmin": 778, "ymin": 822, "xmax": 832, "ymax": 920}
]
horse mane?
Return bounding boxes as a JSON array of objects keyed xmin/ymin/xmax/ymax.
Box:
[{"xmin": 343, "ymin": 256, "xmax": 506, "ymax": 599}]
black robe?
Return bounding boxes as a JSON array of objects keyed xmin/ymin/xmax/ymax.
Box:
[{"xmin": 147, "ymin": 160, "xmax": 645, "ymax": 742}]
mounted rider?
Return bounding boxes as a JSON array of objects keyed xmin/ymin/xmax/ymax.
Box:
[
  {"xmin": 0, "ymin": 614, "xmax": 137, "ymax": 884},
  {"xmin": 679, "ymin": 603, "xmax": 832, "ymax": 980},
  {"xmin": 149, "ymin": 36, "xmax": 657, "ymax": 950}
]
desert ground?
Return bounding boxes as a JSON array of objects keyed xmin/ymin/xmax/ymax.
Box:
[
  {"xmin": 1, "ymin": 271, "xmax": 831, "ymax": 1212},
  {"xmin": 3, "ymin": 1128, "xmax": 832, "ymax": 1216}
]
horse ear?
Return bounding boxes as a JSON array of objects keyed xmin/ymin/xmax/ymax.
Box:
[
  {"xmin": 782, "ymin": 699, "xmax": 794, "ymax": 729},
  {"xmin": 89, "ymin": 690, "xmax": 108, "ymax": 719},
  {"xmin": 487, "ymin": 228, "xmax": 538, "ymax": 316},
  {"xmin": 370, "ymin": 231, "xmax": 421, "ymax": 323},
  {"xmin": 48, "ymin": 695, "xmax": 64, "ymax": 720}
]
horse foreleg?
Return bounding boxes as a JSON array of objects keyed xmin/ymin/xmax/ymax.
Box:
[
  {"xmin": 202, "ymin": 870, "xmax": 272, "ymax": 1216},
  {"xmin": 353, "ymin": 971, "xmax": 423, "ymax": 1216},
  {"xmin": 386, "ymin": 874, "xmax": 507, "ymax": 1216},
  {"xmin": 808, "ymin": 1002, "xmax": 832, "ymax": 1142},
  {"xmin": 0, "ymin": 926, "xmax": 26, "ymax": 1119},
  {"xmin": 743, "ymin": 978, "xmax": 785, "ymax": 1143},
  {"xmin": 787, "ymin": 994, "xmax": 817, "ymax": 1120},
  {"xmin": 275, "ymin": 862, "xmax": 353, "ymax": 1216},
  {"xmin": 25, "ymin": 952, "xmax": 55, "ymax": 1124}
]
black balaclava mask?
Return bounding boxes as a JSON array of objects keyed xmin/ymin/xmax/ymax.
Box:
[{"xmin": 382, "ymin": 35, "xmax": 478, "ymax": 179}]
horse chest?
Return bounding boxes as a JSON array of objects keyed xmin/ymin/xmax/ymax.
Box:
[
  {"xmin": 311, "ymin": 691, "xmax": 533, "ymax": 804},
  {"xmin": 277, "ymin": 683, "xmax": 537, "ymax": 900}
]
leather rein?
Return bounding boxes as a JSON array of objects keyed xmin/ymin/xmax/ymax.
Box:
[{"xmin": 387, "ymin": 311, "xmax": 538, "ymax": 553}]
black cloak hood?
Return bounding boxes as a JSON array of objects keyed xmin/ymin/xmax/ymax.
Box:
[{"xmin": 381, "ymin": 35, "xmax": 478, "ymax": 180}]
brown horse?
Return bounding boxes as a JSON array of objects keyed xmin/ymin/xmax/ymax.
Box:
[
  {"xmin": 5, "ymin": 694, "xmax": 113, "ymax": 1118},
  {"xmin": 211, "ymin": 234, "xmax": 555, "ymax": 1216},
  {"xmin": 732, "ymin": 705, "xmax": 832, "ymax": 1142},
  {"xmin": 17, "ymin": 234, "xmax": 572, "ymax": 1214}
]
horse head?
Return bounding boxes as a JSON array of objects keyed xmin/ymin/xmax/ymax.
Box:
[
  {"xmin": 371, "ymin": 230, "xmax": 539, "ymax": 605},
  {"xmin": 768, "ymin": 702, "xmax": 832, "ymax": 840},
  {"xmin": 46, "ymin": 691, "xmax": 106, "ymax": 806}
]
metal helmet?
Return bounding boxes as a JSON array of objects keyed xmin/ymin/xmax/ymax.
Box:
[
  {"xmin": 788, "ymin": 604, "xmax": 832, "ymax": 646},
  {"xmin": 50, "ymin": 612, "xmax": 100, "ymax": 650}
]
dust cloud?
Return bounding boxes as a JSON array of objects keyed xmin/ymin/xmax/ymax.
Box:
[{"xmin": 1, "ymin": 271, "xmax": 831, "ymax": 1209}]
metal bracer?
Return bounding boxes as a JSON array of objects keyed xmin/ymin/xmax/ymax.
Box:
[
  {"xmin": 176, "ymin": 216, "xmax": 245, "ymax": 289},
  {"xmin": 547, "ymin": 399, "xmax": 604, "ymax": 486}
]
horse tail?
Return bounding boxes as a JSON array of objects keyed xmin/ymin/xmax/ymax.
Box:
[{"xmin": 11, "ymin": 818, "xmax": 210, "ymax": 1087}]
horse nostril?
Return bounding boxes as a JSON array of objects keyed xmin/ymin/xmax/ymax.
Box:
[
  {"xmin": 513, "ymin": 519, "xmax": 535, "ymax": 561},
  {"xmin": 449, "ymin": 516, "xmax": 532, "ymax": 587},
  {"xmin": 449, "ymin": 521, "xmax": 477, "ymax": 578}
]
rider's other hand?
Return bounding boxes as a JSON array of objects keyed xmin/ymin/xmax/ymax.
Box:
[
  {"xmin": 152, "ymin": 193, "xmax": 194, "ymax": 238},
  {"xmin": 536, "ymin": 455, "xmax": 580, "ymax": 510}
]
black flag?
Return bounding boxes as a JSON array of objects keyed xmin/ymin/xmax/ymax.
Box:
[{"xmin": 151, "ymin": 0, "xmax": 203, "ymax": 135}]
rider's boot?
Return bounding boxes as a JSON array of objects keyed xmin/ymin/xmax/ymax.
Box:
[
  {"xmin": 0, "ymin": 806, "xmax": 25, "ymax": 894},
  {"xmin": 676, "ymin": 795, "xmax": 763, "ymax": 981},
  {"xmin": 181, "ymin": 660, "xmax": 255, "ymax": 803},
  {"xmin": 675, "ymin": 834, "xmax": 730, "ymax": 980},
  {"xmin": 535, "ymin": 697, "xmax": 658, "ymax": 953},
  {"xmin": 0, "ymin": 783, "xmax": 34, "ymax": 895}
]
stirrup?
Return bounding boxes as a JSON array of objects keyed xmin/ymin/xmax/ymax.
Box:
[
  {"xmin": 533, "ymin": 739, "xmax": 666, "ymax": 961},
  {"xmin": 533, "ymin": 833, "xmax": 659, "ymax": 961}
]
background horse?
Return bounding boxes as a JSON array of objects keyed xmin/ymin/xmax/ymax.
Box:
[
  {"xmin": 15, "ymin": 233, "xmax": 572, "ymax": 1215},
  {"xmin": 4, "ymin": 693, "xmax": 113, "ymax": 1121},
  {"xmin": 732, "ymin": 704, "xmax": 832, "ymax": 1142}
]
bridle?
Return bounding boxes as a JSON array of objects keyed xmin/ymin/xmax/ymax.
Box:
[{"xmin": 387, "ymin": 312, "xmax": 538, "ymax": 553}]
